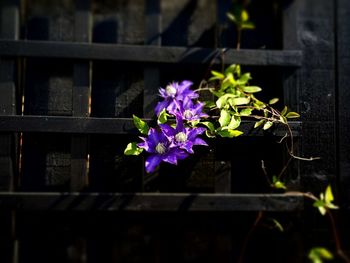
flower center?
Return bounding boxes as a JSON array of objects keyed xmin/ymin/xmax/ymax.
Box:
[
  {"xmin": 183, "ymin": 110, "xmax": 193, "ymax": 119},
  {"xmin": 165, "ymin": 85, "xmax": 177, "ymax": 96},
  {"xmin": 175, "ymin": 132, "xmax": 187, "ymax": 143},
  {"xmin": 155, "ymin": 143, "xmax": 167, "ymax": 154}
]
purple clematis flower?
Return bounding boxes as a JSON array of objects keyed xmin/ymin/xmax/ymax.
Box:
[
  {"xmin": 155, "ymin": 80, "xmax": 199, "ymax": 115},
  {"xmin": 160, "ymin": 116, "xmax": 208, "ymax": 154},
  {"xmin": 138, "ymin": 128, "xmax": 189, "ymax": 173},
  {"xmin": 178, "ymin": 100, "xmax": 209, "ymax": 121}
]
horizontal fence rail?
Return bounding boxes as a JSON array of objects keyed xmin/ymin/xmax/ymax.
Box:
[
  {"xmin": 0, "ymin": 40, "xmax": 303, "ymax": 66},
  {"xmin": 0, "ymin": 192, "xmax": 305, "ymax": 211},
  {"xmin": 0, "ymin": 115, "xmax": 302, "ymax": 136}
]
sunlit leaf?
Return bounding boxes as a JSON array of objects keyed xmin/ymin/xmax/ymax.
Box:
[
  {"xmin": 219, "ymin": 109, "xmax": 231, "ymax": 127},
  {"xmin": 325, "ymin": 185, "xmax": 334, "ymax": 203},
  {"xmin": 124, "ymin": 142, "xmax": 143, "ymax": 156},
  {"xmin": 201, "ymin": 121, "xmax": 215, "ymax": 132},
  {"xmin": 241, "ymin": 9, "xmax": 249, "ymax": 22},
  {"xmin": 263, "ymin": 121, "xmax": 273, "ymax": 130},
  {"xmin": 242, "ymin": 86, "xmax": 262, "ymax": 93},
  {"xmin": 285, "ymin": 111, "xmax": 300, "ymax": 118},
  {"xmin": 237, "ymin": 73, "xmax": 251, "ymax": 85},
  {"xmin": 133, "ymin": 115, "xmax": 149, "ymax": 135},
  {"xmin": 224, "ymin": 64, "xmax": 238, "ymax": 75},
  {"xmin": 272, "ymin": 218, "xmax": 284, "ymax": 232},
  {"xmin": 217, "ymin": 128, "xmax": 243, "ymax": 138},
  {"xmin": 226, "ymin": 12, "xmax": 237, "ymax": 23},
  {"xmin": 240, "ymin": 108, "xmax": 252, "ymax": 116},
  {"xmin": 228, "ymin": 115, "xmax": 241, "ymax": 130},
  {"xmin": 308, "ymin": 247, "xmax": 334, "ymax": 263},
  {"xmin": 241, "ymin": 22, "xmax": 255, "ymax": 30},
  {"xmin": 157, "ymin": 109, "xmax": 168, "ymax": 124},
  {"xmin": 269, "ymin": 98, "xmax": 279, "ymax": 105},
  {"xmin": 216, "ymin": 94, "xmax": 235, "ymax": 108},
  {"xmin": 254, "ymin": 119, "xmax": 265, "ymax": 128},
  {"xmin": 281, "ymin": 106, "xmax": 288, "ymax": 116},
  {"xmin": 229, "ymin": 97, "xmax": 250, "ymax": 106},
  {"xmin": 211, "ymin": 70, "xmax": 225, "ymax": 79}
]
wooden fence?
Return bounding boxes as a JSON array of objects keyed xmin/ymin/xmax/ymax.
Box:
[{"xmin": 0, "ymin": 0, "xmax": 349, "ymax": 262}]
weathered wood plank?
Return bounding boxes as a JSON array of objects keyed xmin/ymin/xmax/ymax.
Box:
[
  {"xmin": 0, "ymin": 40, "xmax": 303, "ymax": 66},
  {"xmin": 0, "ymin": 115, "xmax": 302, "ymax": 136},
  {"xmin": 337, "ymin": 0, "xmax": 350, "ymax": 209},
  {"xmin": 70, "ymin": 0, "xmax": 91, "ymax": 191},
  {"xmin": 0, "ymin": 192, "xmax": 304, "ymax": 211}
]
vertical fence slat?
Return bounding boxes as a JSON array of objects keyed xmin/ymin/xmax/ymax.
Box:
[
  {"xmin": 0, "ymin": 1, "xmax": 19, "ymax": 262},
  {"xmin": 144, "ymin": 0, "xmax": 161, "ymax": 118},
  {"xmin": 70, "ymin": 0, "xmax": 91, "ymax": 191}
]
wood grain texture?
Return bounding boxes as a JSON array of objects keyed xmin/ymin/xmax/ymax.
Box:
[
  {"xmin": 0, "ymin": 192, "xmax": 304, "ymax": 211},
  {"xmin": 0, "ymin": 40, "xmax": 303, "ymax": 66}
]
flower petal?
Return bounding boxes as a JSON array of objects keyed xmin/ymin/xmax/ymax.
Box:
[
  {"xmin": 155, "ymin": 100, "xmax": 170, "ymax": 115},
  {"xmin": 193, "ymin": 137, "xmax": 208, "ymax": 146},
  {"xmin": 145, "ymin": 154, "xmax": 162, "ymax": 173},
  {"xmin": 160, "ymin": 124, "xmax": 176, "ymax": 137}
]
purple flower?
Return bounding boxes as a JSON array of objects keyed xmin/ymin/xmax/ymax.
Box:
[
  {"xmin": 178, "ymin": 100, "xmax": 209, "ymax": 121},
  {"xmin": 155, "ymin": 80, "xmax": 199, "ymax": 115},
  {"xmin": 138, "ymin": 128, "xmax": 189, "ymax": 173},
  {"xmin": 160, "ymin": 116, "xmax": 208, "ymax": 154}
]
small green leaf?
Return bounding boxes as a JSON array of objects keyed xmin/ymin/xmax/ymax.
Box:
[
  {"xmin": 219, "ymin": 109, "xmax": 231, "ymax": 127},
  {"xmin": 325, "ymin": 185, "xmax": 334, "ymax": 203},
  {"xmin": 271, "ymin": 219, "xmax": 284, "ymax": 232},
  {"xmin": 241, "ymin": 9, "xmax": 249, "ymax": 22},
  {"xmin": 124, "ymin": 142, "xmax": 143, "ymax": 156},
  {"xmin": 237, "ymin": 73, "xmax": 251, "ymax": 85},
  {"xmin": 273, "ymin": 181, "xmax": 287, "ymax": 190},
  {"xmin": 269, "ymin": 98, "xmax": 279, "ymax": 105},
  {"xmin": 254, "ymin": 119, "xmax": 265, "ymax": 128},
  {"xmin": 228, "ymin": 115, "xmax": 241, "ymax": 130},
  {"xmin": 240, "ymin": 108, "xmax": 252, "ymax": 116},
  {"xmin": 263, "ymin": 121, "xmax": 273, "ymax": 130},
  {"xmin": 133, "ymin": 115, "xmax": 149, "ymax": 135},
  {"xmin": 279, "ymin": 115, "xmax": 287, "ymax": 124},
  {"xmin": 217, "ymin": 129, "xmax": 243, "ymax": 138},
  {"xmin": 205, "ymin": 130, "xmax": 216, "ymax": 138},
  {"xmin": 157, "ymin": 109, "xmax": 168, "ymax": 124},
  {"xmin": 241, "ymin": 21, "xmax": 255, "ymax": 30},
  {"xmin": 229, "ymin": 97, "xmax": 250, "ymax": 106},
  {"xmin": 281, "ymin": 106, "xmax": 288, "ymax": 116},
  {"xmin": 242, "ymin": 86, "xmax": 262, "ymax": 93},
  {"xmin": 224, "ymin": 64, "xmax": 238, "ymax": 75},
  {"xmin": 204, "ymin": 101, "xmax": 216, "ymax": 109},
  {"xmin": 201, "ymin": 121, "xmax": 215, "ymax": 132},
  {"xmin": 226, "ymin": 12, "xmax": 237, "ymax": 23},
  {"xmin": 285, "ymin": 112, "xmax": 300, "ymax": 119},
  {"xmin": 211, "ymin": 70, "xmax": 225, "ymax": 79},
  {"xmin": 308, "ymin": 247, "xmax": 334, "ymax": 263},
  {"xmin": 216, "ymin": 94, "xmax": 235, "ymax": 108}
]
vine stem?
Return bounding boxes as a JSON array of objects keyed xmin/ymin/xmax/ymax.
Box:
[
  {"xmin": 237, "ymin": 211, "xmax": 263, "ymax": 263},
  {"xmin": 289, "ymin": 192, "xmax": 350, "ymax": 262}
]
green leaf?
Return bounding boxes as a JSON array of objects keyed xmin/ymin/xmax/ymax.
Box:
[
  {"xmin": 241, "ymin": 21, "xmax": 255, "ymax": 30},
  {"xmin": 241, "ymin": 9, "xmax": 249, "ymax": 22},
  {"xmin": 308, "ymin": 247, "xmax": 334, "ymax": 263},
  {"xmin": 229, "ymin": 97, "xmax": 250, "ymax": 106},
  {"xmin": 242, "ymin": 86, "xmax": 262, "ymax": 93},
  {"xmin": 279, "ymin": 115, "xmax": 287, "ymax": 124},
  {"xmin": 157, "ymin": 109, "xmax": 168, "ymax": 124},
  {"xmin": 211, "ymin": 90, "xmax": 225, "ymax": 98},
  {"xmin": 216, "ymin": 94, "xmax": 235, "ymax": 108},
  {"xmin": 240, "ymin": 108, "xmax": 252, "ymax": 116},
  {"xmin": 211, "ymin": 70, "xmax": 225, "ymax": 79},
  {"xmin": 226, "ymin": 12, "xmax": 237, "ymax": 23},
  {"xmin": 254, "ymin": 119, "xmax": 265, "ymax": 128},
  {"xmin": 285, "ymin": 111, "xmax": 300, "ymax": 119},
  {"xmin": 124, "ymin": 142, "xmax": 143, "ymax": 156},
  {"xmin": 217, "ymin": 129, "xmax": 243, "ymax": 138},
  {"xmin": 273, "ymin": 181, "xmax": 287, "ymax": 190},
  {"xmin": 272, "ymin": 219, "xmax": 284, "ymax": 232},
  {"xmin": 263, "ymin": 121, "xmax": 273, "ymax": 130},
  {"xmin": 204, "ymin": 101, "xmax": 216, "ymax": 109},
  {"xmin": 269, "ymin": 98, "xmax": 279, "ymax": 105},
  {"xmin": 281, "ymin": 106, "xmax": 288, "ymax": 116},
  {"xmin": 224, "ymin": 64, "xmax": 238, "ymax": 75},
  {"xmin": 228, "ymin": 115, "xmax": 241, "ymax": 130},
  {"xmin": 133, "ymin": 115, "xmax": 149, "ymax": 135},
  {"xmin": 237, "ymin": 73, "xmax": 251, "ymax": 85},
  {"xmin": 219, "ymin": 109, "xmax": 231, "ymax": 127},
  {"xmin": 325, "ymin": 185, "xmax": 334, "ymax": 203},
  {"xmin": 205, "ymin": 130, "xmax": 216, "ymax": 138},
  {"xmin": 200, "ymin": 121, "xmax": 215, "ymax": 132}
]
